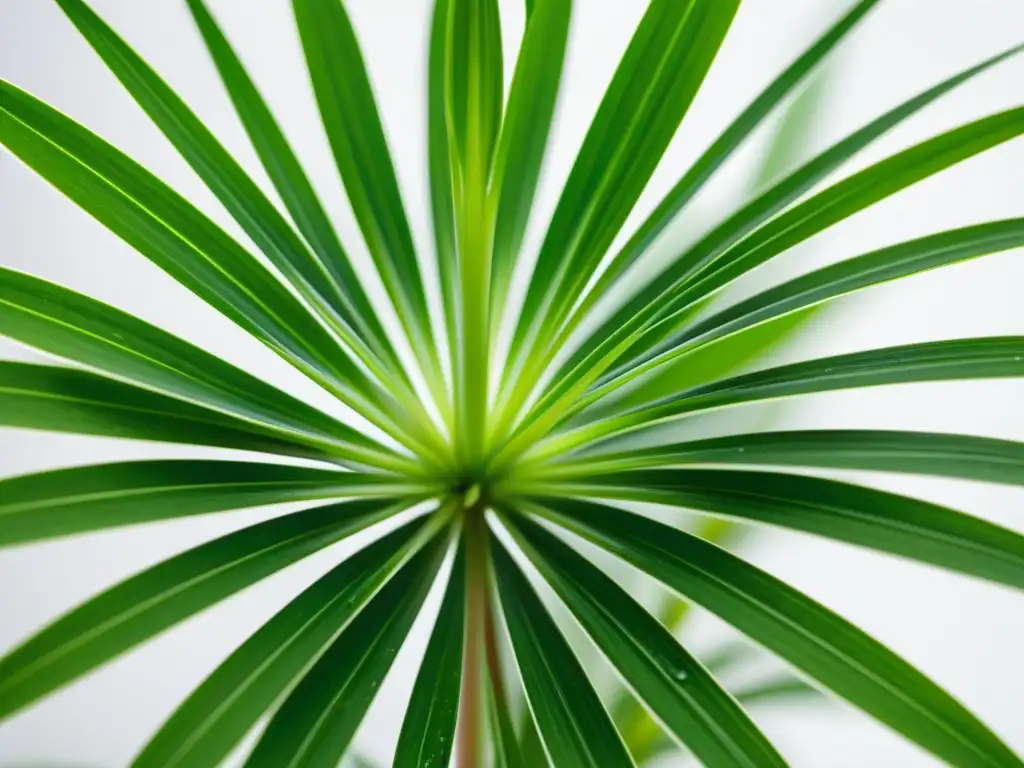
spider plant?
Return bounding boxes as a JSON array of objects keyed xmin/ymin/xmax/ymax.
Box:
[{"xmin": 1, "ymin": 0, "xmax": 1023, "ymax": 766}]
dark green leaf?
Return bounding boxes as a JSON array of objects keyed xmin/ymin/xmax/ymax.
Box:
[
  {"xmin": 0, "ymin": 458, "xmax": 430, "ymax": 546},
  {"xmin": 136, "ymin": 516, "xmax": 432, "ymax": 768},
  {"xmin": 532, "ymin": 497, "xmax": 1024, "ymax": 768},
  {"xmin": 0, "ymin": 498, "xmax": 408, "ymax": 719},
  {"xmin": 246, "ymin": 532, "xmax": 448, "ymax": 767},
  {"xmin": 555, "ymin": 429, "xmax": 1024, "ymax": 488},
  {"xmin": 533, "ymin": 468, "xmax": 1024, "ymax": 590},
  {"xmin": 0, "ymin": 79, "xmax": 402, "ymax": 435},
  {"xmin": 183, "ymin": 0, "xmax": 404, "ymax": 385},
  {"xmin": 0, "ymin": 269, "xmax": 394, "ymax": 462},
  {"xmin": 552, "ymin": 337, "xmax": 1024, "ymax": 453},
  {"xmin": 490, "ymin": 532, "xmax": 634, "ymax": 767},
  {"xmin": 501, "ymin": 512, "xmax": 787, "ymax": 768},
  {"xmin": 394, "ymin": 539, "xmax": 466, "ymax": 768}
]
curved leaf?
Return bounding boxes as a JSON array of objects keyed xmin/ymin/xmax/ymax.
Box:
[
  {"xmin": 246, "ymin": 531, "xmax": 448, "ymax": 768},
  {"xmin": 531, "ymin": 497, "xmax": 1023, "ymax": 768},
  {"xmin": 490, "ymin": 530, "xmax": 634, "ymax": 768},
  {"xmin": 0, "ymin": 458, "xmax": 431, "ymax": 547},
  {"xmin": 0, "ymin": 497, "xmax": 409, "ymax": 720},
  {"xmin": 528, "ymin": 468, "xmax": 1024, "ymax": 589},
  {"xmin": 394, "ymin": 538, "xmax": 466, "ymax": 768},
  {"xmin": 501, "ymin": 511, "xmax": 787, "ymax": 768}
]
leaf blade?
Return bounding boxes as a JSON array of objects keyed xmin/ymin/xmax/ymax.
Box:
[{"xmin": 532, "ymin": 497, "xmax": 1024, "ymax": 768}]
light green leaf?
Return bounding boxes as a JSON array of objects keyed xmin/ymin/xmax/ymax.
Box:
[
  {"xmin": 394, "ymin": 538, "xmax": 466, "ymax": 768},
  {"xmin": 0, "ymin": 498, "xmax": 409, "ymax": 719},
  {"xmin": 528, "ymin": 468, "xmax": 1024, "ymax": 589},
  {"xmin": 532, "ymin": 498, "xmax": 1024, "ymax": 768},
  {"xmin": 136, "ymin": 516, "xmax": 432, "ymax": 768},
  {"xmin": 0, "ymin": 458, "xmax": 430, "ymax": 547},
  {"xmin": 490, "ymin": 531, "xmax": 634, "ymax": 767},
  {"xmin": 501, "ymin": 511, "xmax": 787, "ymax": 768},
  {"xmin": 291, "ymin": 0, "xmax": 446, "ymax": 409},
  {"xmin": 245, "ymin": 532, "xmax": 448, "ymax": 768}
]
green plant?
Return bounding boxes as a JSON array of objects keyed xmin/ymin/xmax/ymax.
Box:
[{"xmin": 1, "ymin": 0, "xmax": 1022, "ymax": 765}]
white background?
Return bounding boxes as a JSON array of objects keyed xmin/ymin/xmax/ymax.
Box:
[{"xmin": 1, "ymin": 0, "xmax": 1023, "ymax": 766}]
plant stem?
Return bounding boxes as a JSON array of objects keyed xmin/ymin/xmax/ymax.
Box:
[{"xmin": 456, "ymin": 505, "xmax": 488, "ymax": 767}]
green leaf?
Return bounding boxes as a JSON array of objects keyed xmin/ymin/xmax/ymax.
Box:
[
  {"xmin": 550, "ymin": 0, "xmax": 880, "ymax": 358},
  {"xmin": 183, "ymin": 0, "xmax": 405, "ymax": 388},
  {"xmin": 428, "ymin": 0, "xmax": 460, "ymax": 382},
  {"xmin": 0, "ymin": 269, "xmax": 397, "ymax": 463},
  {"xmin": 0, "ymin": 361, "xmax": 311, "ymax": 456},
  {"xmin": 532, "ymin": 497, "xmax": 1024, "ymax": 768},
  {"xmin": 538, "ymin": 47, "xmax": 1024, "ymax": 424},
  {"xmin": 549, "ymin": 429, "xmax": 1024, "ymax": 488},
  {"xmin": 0, "ymin": 79, "xmax": 408, "ymax": 440},
  {"xmin": 445, "ymin": 0, "xmax": 506, "ymax": 462},
  {"xmin": 501, "ymin": 511, "xmax": 787, "ymax": 768},
  {"xmin": 394, "ymin": 538, "xmax": 466, "ymax": 768},
  {"xmin": 245, "ymin": 532, "xmax": 448, "ymax": 767},
  {"xmin": 0, "ymin": 458, "xmax": 430, "ymax": 547},
  {"xmin": 531, "ymin": 468, "xmax": 1024, "ymax": 589},
  {"xmin": 291, "ymin": 0, "xmax": 446, "ymax": 408},
  {"xmin": 136, "ymin": 516, "xmax": 432, "ymax": 768},
  {"xmin": 605, "ymin": 219, "xmax": 1024, "ymax": 392},
  {"xmin": 488, "ymin": 0, "xmax": 572, "ymax": 329},
  {"xmin": 494, "ymin": 0, "xmax": 741, "ymax": 434},
  {"xmin": 490, "ymin": 531, "xmax": 634, "ymax": 767},
  {"xmin": 0, "ymin": 497, "xmax": 408, "ymax": 719},
  {"xmin": 549, "ymin": 337, "xmax": 1024, "ymax": 454}
]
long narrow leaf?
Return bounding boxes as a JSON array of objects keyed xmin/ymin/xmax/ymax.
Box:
[
  {"xmin": 0, "ymin": 269, "xmax": 391, "ymax": 457},
  {"xmin": 136, "ymin": 516, "xmax": 433, "ymax": 768},
  {"xmin": 292, "ymin": 0, "xmax": 446, "ymax": 407},
  {"xmin": 0, "ymin": 459, "xmax": 430, "ymax": 547},
  {"xmin": 490, "ymin": 531, "xmax": 634, "ymax": 767},
  {"xmin": 0, "ymin": 79, "xmax": 410, "ymax": 442},
  {"xmin": 183, "ymin": 0, "xmax": 406, "ymax": 386},
  {"xmin": 0, "ymin": 498, "xmax": 409, "ymax": 720},
  {"xmin": 544, "ymin": 430, "xmax": 1024, "ymax": 489},
  {"xmin": 546, "ymin": 337, "xmax": 1024, "ymax": 456},
  {"xmin": 494, "ymin": 0, "xmax": 740, "ymax": 435},
  {"xmin": 526, "ymin": 469, "xmax": 1024, "ymax": 590},
  {"xmin": 501, "ymin": 511, "xmax": 787, "ymax": 768},
  {"xmin": 531, "ymin": 498, "xmax": 1024, "ymax": 768},
  {"xmin": 245, "ymin": 532, "xmax": 448, "ymax": 767}
]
